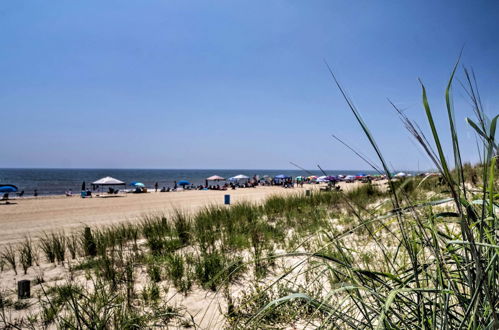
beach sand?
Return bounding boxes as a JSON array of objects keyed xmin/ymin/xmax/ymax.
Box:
[
  {"xmin": 0, "ymin": 183, "xmax": 362, "ymax": 246},
  {"xmin": 0, "ymin": 181, "xmax": 372, "ymax": 328}
]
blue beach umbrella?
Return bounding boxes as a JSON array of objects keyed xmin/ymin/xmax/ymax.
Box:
[
  {"xmin": 178, "ymin": 180, "xmax": 190, "ymax": 187},
  {"xmin": 0, "ymin": 184, "xmax": 18, "ymax": 193},
  {"xmin": 274, "ymin": 174, "xmax": 290, "ymax": 179},
  {"xmin": 130, "ymin": 182, "xmax": 145, "ymax": 187}
]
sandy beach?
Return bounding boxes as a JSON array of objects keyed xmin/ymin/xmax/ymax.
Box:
[{"xmin": 0, "ymin": 184, "xmax": 356, "ymax": 246}]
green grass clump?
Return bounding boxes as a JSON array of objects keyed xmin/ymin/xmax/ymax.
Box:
[
  {"xmin": 1, "ymin": 245, "xmax": 17, "ymax": 275},
  {"xmin": 147, "ymin": 263, "xmax": 162, "ymax": 282},
  {"xmin": 18, "ymin": 237, "xmax": 35, "ymax": 274},
  {"xmin": 82, "ymin": 227, "xmax": 97, "ymax": 257}
]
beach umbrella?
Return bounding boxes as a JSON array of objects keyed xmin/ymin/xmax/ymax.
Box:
[
  {"xmin": 0, "ymin": 184, "xmax": 18, "ymax": 193},
  {"xmin": 307, "ymin": 176, "xmax": 317, "ymax": 180},
  {"xmin": 295, "ymin": 176, "xmax": 304, "ymax": 180},
  {"xmin": 325, "ymin": 176, "xmax": 337, "ymax": 182},
  {"xmin": 206, "ymin": 175, "xmax": 225, "ymax": 181},
  {"xmin": 394, "ymin": 172, "xmax": 407, "ymax": 177},
  {"xmin": 274, "ymin": 174, "xmax": 290, "ymax": 179},
  {"xmin": 130, "ymin": 182, "xmax": 145, "ymax": 187},
  {"xmin": 178, "ymin": 180, "xmax": 190, "ymax": 187}
]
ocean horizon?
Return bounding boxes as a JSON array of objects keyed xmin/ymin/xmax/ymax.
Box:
[{"xmin": 0, "ymin": 168, "xmax": 391, "ymax": 196}]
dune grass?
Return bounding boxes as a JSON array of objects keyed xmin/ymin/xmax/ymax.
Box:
[{"xmin": 235, "ymin": 64, "xmax": 498, "ymax": 329}]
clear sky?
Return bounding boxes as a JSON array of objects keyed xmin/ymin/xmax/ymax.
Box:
[{"xmin": 1, "ymin": 1, "xmax": 498, "ymax": 170}]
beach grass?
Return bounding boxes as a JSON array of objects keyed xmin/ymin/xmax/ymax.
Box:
[{"xmin": 234, "ymin": 64, "xmax": 498, "ymax": 329}]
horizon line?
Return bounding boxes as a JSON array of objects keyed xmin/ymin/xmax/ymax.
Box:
[{"xmin": 0, "ymin": 167, "xmax": 425, "ymax": 172}]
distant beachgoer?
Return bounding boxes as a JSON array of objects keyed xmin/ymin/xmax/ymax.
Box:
[
  {"xmin": 34, "ymin": 189, "xmax": 38, "ymax": 197},
  {"xmin": 66, "ymin": 189, "xmax": 72, "ymax": 197},
  {"xmin": 155, "ymin": 182, "xmax": 158, "ymax": 192},
  {"xmin": 174, "ymin": 181, "xmax": 177, "ymax": 191}
]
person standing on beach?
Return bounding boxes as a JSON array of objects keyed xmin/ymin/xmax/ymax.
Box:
[
  {"xmin": 154, "ymin": 182, "xmax": 158, "ymax": 192},
  {"xmin": 174, "ymin": 181, "xmax": 177, "ymax": 191},
  {"xmin": 34, "ymin": 189, "xmax": 38, "ymax": 197}
]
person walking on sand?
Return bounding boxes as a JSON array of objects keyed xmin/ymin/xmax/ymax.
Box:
[
  {"xmin": 174, "ymin": 181, "xmax": 178, "ymax": 191},
  {"xmin": 154, "ymin": 182, "xmax": 158, "ymax": 192}
]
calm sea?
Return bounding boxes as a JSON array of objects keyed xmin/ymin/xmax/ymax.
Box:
[{"xmin": 0, "ymin": 168, "xmax": 379, "ymax": 196}]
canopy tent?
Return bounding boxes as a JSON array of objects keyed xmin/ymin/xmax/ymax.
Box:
[
  {"xmin": 91, "ymin": 177, "xmax": 126, "ymax": 194},
  {"xmin": 205, "ymin": 175, "xmax": 225, "ymax": 187},
  {"xmin": 92, "ymin": 177, "xmax": 125, "ymax": 185},
  {"xmin": 228, "ymin": 174, "xmax": 250, "ymax": 182},
  {"xmin": 206, "ymin": 175, "xmax": 225, "ymax": 181}
]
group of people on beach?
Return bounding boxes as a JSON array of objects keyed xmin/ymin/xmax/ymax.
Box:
[{"xmin": 3, "ymin": 173, "xmax": 391, "ymax": 200}]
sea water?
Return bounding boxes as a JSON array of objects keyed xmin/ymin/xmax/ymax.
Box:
[{"xmin": 0, "ymin": 168, "xmax": 379, "ymax": 196}]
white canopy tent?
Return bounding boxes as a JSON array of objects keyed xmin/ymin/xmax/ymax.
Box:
[
  {"xmin": 92, "ymin": 176, "xmax": 125, "ymax": 185},
  {"xmin": 228, "ymin": 174, "xmax": 250, "ymax": 182},
  {"xmin": 91, "ymin": 176, "xmax": 126, "ymax": 195}
]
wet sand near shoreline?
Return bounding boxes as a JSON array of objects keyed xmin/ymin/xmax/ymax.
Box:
[{"xmin": 0, "ymin": 184, "xmax": 363, "ymax": 246}]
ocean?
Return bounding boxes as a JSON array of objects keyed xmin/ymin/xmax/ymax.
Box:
[{"xmin": 0, "ymin": 168, "xmax": 379, "ymax": 196}]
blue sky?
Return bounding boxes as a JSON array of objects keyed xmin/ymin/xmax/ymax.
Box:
[{"xmin": 1, "ymin": 1, "xmax": 498, "ymax": 170}]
